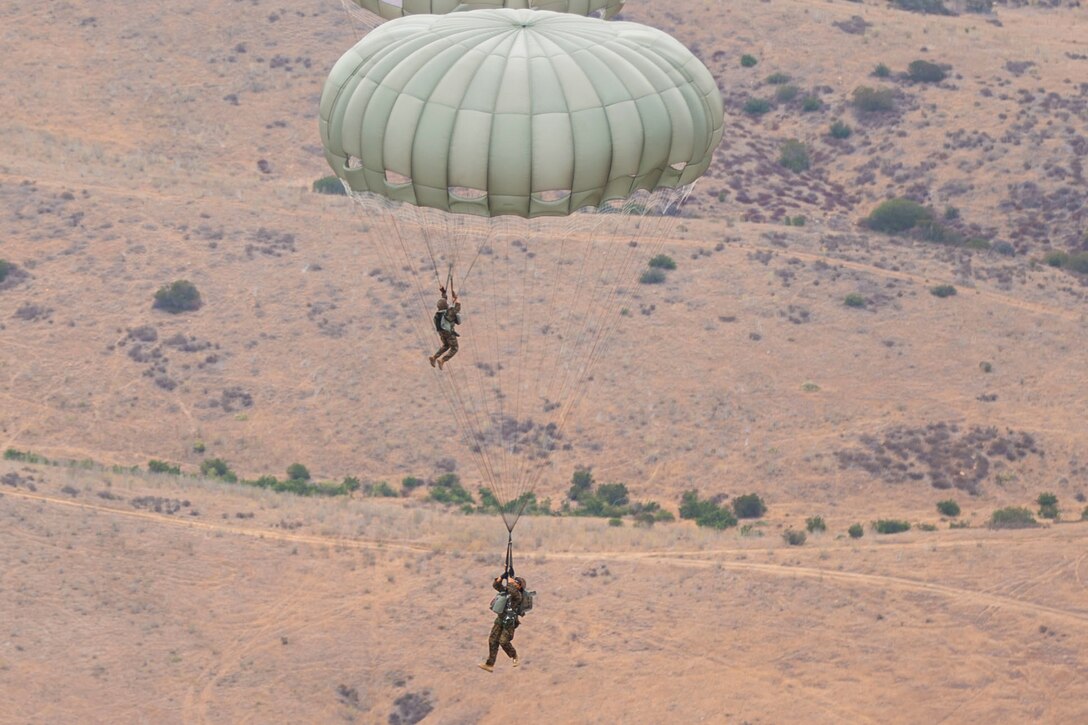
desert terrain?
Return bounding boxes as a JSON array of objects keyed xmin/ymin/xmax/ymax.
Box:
[{"xmin": 1, "ymin": 0, "xmax": 1087, "ymax": 722}]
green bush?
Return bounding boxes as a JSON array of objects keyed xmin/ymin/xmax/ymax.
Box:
[
  {"xmin": 639, "ymin": 268, "xmax": 667, "ymax": 285},
  {"xmin": 936, "ymin": 499, "xmax": 960, "ymax": 517},
  {"xmin": 801, "ymin": 96, "xmax": 823, "ymax": 112},
  {"xmin": 993, "ymin": 241, "xmax": 1015, "ymax": 256},
  {"xmin": 930, "ymin": 284, "xmax": 957, "ymax": 298},
  {"xmin": 368, "ymin": 480, "xmax": 399, "ymax": 497},
  {"xmin": 153, "ymin": 280, "xmax": 202, "ymax": 314},
  {"xmin": 0, "ymin": 259, "xmax": 9, "ymax": 283},
  {"xmin": 1037, "ymin": 492, "xmax": 1057, "ymax": 507},
  {"xmin": 783, "ymin": 529, "xmax": 807, "ymax": 546},
  {"xmin": 844, "ymin": 293, "xmax": 866, "ymax": 308},
  {"xmin": 805, "ymin": 515, "xmax": 827, "ymax": 533},
  {"xmin": 965, "ymin": 238, "xmax": 991, "ymax": 250},
  {"xmin": 740, "ymin": 54, "xmax": 758, "ymax": 68},
  {"xmin": 778, "ymin": 139, "xmax": 810, "ymax": 173},
  {"xmin": 852, "ymin": 86, "xmax": 896, "ymax": 113},
  {"xmin": 678, "ymin": 490, "xmax": 737, "ymax": 529},
  {"xmin": 829, "ymin": 120, "xmax": 852, "ymax": 139},
  {"xmin": 597, "ymin": 483, "xmax": 630, "ymax": 507},
  {"xmin": 312, "ymin": 175, "xmax": 347, "ymax": 195},
  {"xmin": 732, "ymin": 493, "xmax": 767, "ymax": 519},
  {"xmin": 1039, "ymin": 504, "xmax": 1059, "ymax": 520},
  {"xmin": 766, "ymin": 72, "xmax": 791, "ymax": 85},
  {"xmin": 989, "ymin": 506, "xmax": 1038, "ymax": 529},
  {"xmin": 744, "ymin": 98, "xmax": 773, "ymax": 116},
  {"xmin": 1044, "ymin": 250, "xmax": 1088, "ymax": 274},
  {"xmin": 148, "ymin": 459, "xmax": 180, "ymax": 475},
  {"xmin": 873, "ymin": 519, "xmax": 911, "ymax": 534},
  {"xmin": 568, "ymin": 467, "xmax": 594, "ymax": 501},
  {"xmin": 342, "ymin": 476, "xmax": 362, "ymax": 493},
  {"xmin": 873, "ymin": 63, "xmax": 891, "ymax": 78},
  {"xmin": 774, "ymin": 85, "xmax": 800, "ymax": 103},
  {"xmin": 608, "ymin": 517, "xmax": 624, "ymax": 527},
  {"xmin": 848, "ymin": 523, "xmax": 864, "ymax": 539},
  {"xmin": 917, "ymin": 523, "xmax": 938, "ymax": 532},
  {"xmin": 430, "ymin": 473, "xmax": 474, "ymax": 505},
  {"xmin": 696, "ymin": 506, "xmax": 739, "ymax": 530},
  {"xmin": 893, "ymin": 0, "xmax": 954, "ymax": 16},
  {"xmin": 286, "ymin": 463, "xmax": 311, "ymax": 481},
  {"xmin": 908, "ymin": 60, "xmax": 947, "ymax": 83},
  {"xmin": 200, "ymin": 458, "xmax": 237, "ymax": 482},
  {"xmin": 648, "ymin": 254, "xmax": 677, "ymax": 270},
  {"xmin": 866, "ymin": 199, "xmax": 932, "ymax": 233},
  {"xmin": 402, "ymin": 476, "xmax": 425, "ymax": 491}
]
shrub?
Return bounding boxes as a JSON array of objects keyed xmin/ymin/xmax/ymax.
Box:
[
  {"xmin": 696, "ymin": 506, "xmax": 738, "ymax": 530},
  {"xmin": 0, "ymin": 259, "xmax": 9, "ymax": 283},
  {"xmin": 740, "ymin": 54, "xmax": 758, "ymax": 67},
  {"xmin": 866, "ymin": 199, "xmax": 932, "ymax": 233},
  {"xmin": 342, "ymin": 476, "xmax": 362, "ymax": 493},
  {"xmin": 732, "ymin": 493, "xmax": 767, "ymax": 519},
  {"xmin": 402, "ymin": 476, "xmax": 425, "ymax": 491},
  {"xmin": 1037, "ymin": 492, "xmax": 1057, "ymax": 507},
  {"xmin": 917, "ymin": 523, "xmax": 938, "ymax": 532},
  {"xmin": 893, "ymin": 0, "xmax": 954, "ymax": 16},
  {"xmin": 153, "ymin": 280, "xmax": 202, "ymax": 314},
  {"xmin": 852, "ymin": 86, "xmax": 896, "ymax": 113},
  {"xmin": 930, "ymin": 284, "xmax": 957, "ymax": 298},
  {"xmin": 936, "ymin": 499, "xmax": 960, "ymax": 517},
  {"xmin": 1045, "ymin": 250, "xmax": 1088, "ymax": 273},
  {"xmin": 597, "ymin": 483, "xmax": 630, "ymax": 507},
  {"xmin": 829, "ymin": 120, "xmax": 852, "ymax": 139},
  {"xmin": 679, "ymin": 490, "xmax": 737, "ymax": 529},
  {"xmin": 993, "ymin": 241, "xmax": 1015, "ymax": 256},
  {"xmin": 148, "ymin": 459, "xmax": 181, "ymax": 475},
  {"xmin": 805, "ymin": 515, "xmax": 827, "ymax": 533},
  {"xmin": 193, "ymin": 441, "xmax": 206, "ymax": 454},
  {"xmin": 1082, "ymin": 505, "xmax": 1088, "ymax": 521},
  {"xmin": 783, "ymin": 529, "xmax": 807, "ymax": 546},
  {"xmin": 873, "ymin": 63, "xmax": 891, "ymax": 78},
  {"xmin": 873, "ymin": 519, "xmax": 911, "ymax": 534},
  {"xmin": 908, "ymin": 60, "xmax": 947, "ymax": 83},
  {"xmin": 989, "ymin": 506, "xmax": 1038, "ymax": 529},
  {"xmin": 766, "ymin": 72, "xmax": 791, "ymax": 85},
  {"xmin": 1039, "ymin": 504, "xmax": 1059, "ymax": 520},
  {"xmin": 639, "ymin": 268, "xmax": 667, "ymax": 285},
  {"xmin": 430, "ymin": 473, "xmax": 474, "ymax": 505},
  {"xmin": 200, "ymin": 458, "xmax": 237, "ymax": 482},
  {"xmin": 286, "ymin": 463, "xmax": 311, "ymax": 481},
  {"xmin": 774, "ymin": 85, "xmax": 800, "ymax": 103},
  {"xmin": 312, "ymin": 175, "xmax": 347, "ymax": 195},
  {"xmin": 848, "ymin": 523, "xmax": 864, "ymax": 539},
  {"xmin": 965, "ymin": 238, "xmax": 991, "ymax": 250},
  {"xmin": 568, "ymin": 467, "xmax": 594, "ymax": 501},
  {"xmin": 801, "ymin": 96, "xmax": 823, "ymax": 112},
  {"xmin": 744, "ymin": 98, "xmax": 773, "ymax": 116},
  {"xmin": 844, "ymin": 293, "xmax": 866, "ymax": 308},
  {"xmin": 778, "ymin": 139, "xmax": 810, "ymax": 173},
  {"xmin": 367, "ymin": 480, "xmax": 398, "ymax": 497},
  {"xmin": 608, "ymin": 517, "xmax": 624, "ymax": 527},
  {"xmin": 648, "ymin": 254, "xmax": 677, "ymax": 270}
]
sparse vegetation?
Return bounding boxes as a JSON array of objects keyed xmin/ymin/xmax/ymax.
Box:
[
  {"xmin": 930, "ymin": 284, "xmax": 957, "ymax": 298},
  {"xmin": 153, "ymin": 280, "xmax": 202, "ymax": 314},
  {"xmin": 367, "ymin": 480, "xmax": 399, "ymax": 497},
  {"xmin": 782, "ymin": 529, "xmax": 807, "ymax": 546},
  {"xmin": 805, "ymin": 515, "xmax": 827, "ymax": 533},
  {"xmin": 873, "ymin": 519, "xmax": 911, "ymax": 534},
  {"xmin": 1037, "ymin": 492, "xmax": 1059, "ymax": 520},
  {"xmin": 936, "ymin": 499, "xmax": 961, "ymax": 517},
  {"xmin": 774, "ymin": 84, "xmax": 800, "ymax": 103},
  {"xmin": 200, "ymin": 458, "xmax": 237, "ymax": 483},
  {"xmin": 848, "ymin": 523, "xmax": 864, "ymax": 539},
  {"xmin": 429, "ymin": 472, "xmax": 474, "ymax": 506},
  {"xmin": 648, "ymin": 254, "xmax": 677, "ymax": 270},
  {"xmin": 801, "ymin": 96, "xmax": 823, "ymax": 112},
  {"xmin": 908, "ymin": 60, "xmax": 948, "ymax": 83},
  {"xmin": 873, "ymin": 63, "xmax": 891, "ymax": 78},
  {"xmin": 744, "ymin": 98, "xmax": 773, "ymax": 116},
  {"xmin": 312, "ymin": 175, "xmax": 347, "ymax": 195},
  {"xmin": 778, "ymin": 139, "xmax": 810, "ymax": 173},
  {"xmin": 766, "ymin": 72, "xmax": 791, "ymax": 85},
  {"xmin": 732, "ymin": 493, "xmax": 767, "ymax": 519},
  {"xmin": 893, "ymin": 0, "xmax": 954, "ymax": 16},
  {"xmin": 829, "ymin": 120, "xmax": 852, "ymax": 139},
  {"xmin": 844, "ymin": 293, "xmax": 866, "ymax": 308},
  {"xmin": 1082, "ymin": 506, "xmax": 1088, "ymax": 521},
  {"xmin": 865, "ymin": 199, "xmax": 933, "ymax": 233},
  {"xmin": 740, "ymin": 54, "xmax": 758, "ymax": 68},
  {"xmin": 1043, "ymin": 250, "xmax": 1088, "ymax": 274},
  {"xmin": 989, "ymin": 506, "xmax": 1039, "ymax": 529},
  {"xmin": 286, "ymin": 463, "xmax": 311, "ymax": 481},
  {"xmin": 852, "ymin": 86, "xmax": 896, "ymax": 113},
  {"xmin": 0, "ymin": 259, "xmax": 10, "ymax": 283}
]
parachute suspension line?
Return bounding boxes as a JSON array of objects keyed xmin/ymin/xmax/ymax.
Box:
[{"xmin": 504, "ymin": 531, "xmax": 514, "ymax": 578}]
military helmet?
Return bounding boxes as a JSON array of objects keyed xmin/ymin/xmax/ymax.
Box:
[{"xmin": 437, "ymin": 298, "xmax": 448, "ymax": 310}]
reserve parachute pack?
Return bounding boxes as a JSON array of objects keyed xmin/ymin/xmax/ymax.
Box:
[
  {"xmin": 434, "ymin": 310, "xmax": 445, "ymax": 333},
  {"xmin": 489, "ymin": 592, "xmax": 508, "ymax": 615}
]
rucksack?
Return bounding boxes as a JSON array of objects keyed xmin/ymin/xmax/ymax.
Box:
[
  {"xmin": 517, "ymin": 590, "xmax": 535, "ymax": 615},
  {"xmin": 434, "ymin": 310, "xmax": 445, "ymax": 333}
]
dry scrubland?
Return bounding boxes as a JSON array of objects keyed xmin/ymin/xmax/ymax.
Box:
[{"xmin": 1, "ymin": 0, "xmax": 1088, "ymax": 721}]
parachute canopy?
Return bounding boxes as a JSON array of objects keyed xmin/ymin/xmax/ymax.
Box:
[
  {"xmin": 320, "ymin": 9, "xmax": 723, "ymax": 218},
  {"xmin": 350, "ymin": 0, "xmax": 625, "ymax": 23}
]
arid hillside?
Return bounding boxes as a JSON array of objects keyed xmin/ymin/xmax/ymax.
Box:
[{"xmin": 1, "ymin": 0, "xmax": 1088, "ymax": 721}]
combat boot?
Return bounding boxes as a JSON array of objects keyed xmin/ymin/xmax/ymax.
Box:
[
  {"xmin": 512, "ymin": 657, "xmax": 520, "ymax": 668},
  {"xmin": 428, "ymin": 355, "xmax": 436, "ymax": 368},
  {"xmin": 478, "ymin": 662, "xmax": 494, "ymax": 673}
]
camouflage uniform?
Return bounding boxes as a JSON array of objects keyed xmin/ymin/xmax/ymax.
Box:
[
  {"xmin": 433, "ymin": 301, "xmax": 462, "ymax": 363},
  {"xmin": 485, "ymin": 578, "xmax": 522, "ymax": 666}
]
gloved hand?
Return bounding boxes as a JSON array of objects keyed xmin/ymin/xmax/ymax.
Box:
[{"xmin": 508, "ymin": 566, "xmax": 515, "ymax": 577}]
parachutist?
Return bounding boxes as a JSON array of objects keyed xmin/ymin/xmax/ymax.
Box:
[
  {"xmin": 480, "ymin": 574, "xmax": 527, "ymax": 672},
  {"xmin": 429, "ymin": 286, "xmax": 462, "ymax": 369}
]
